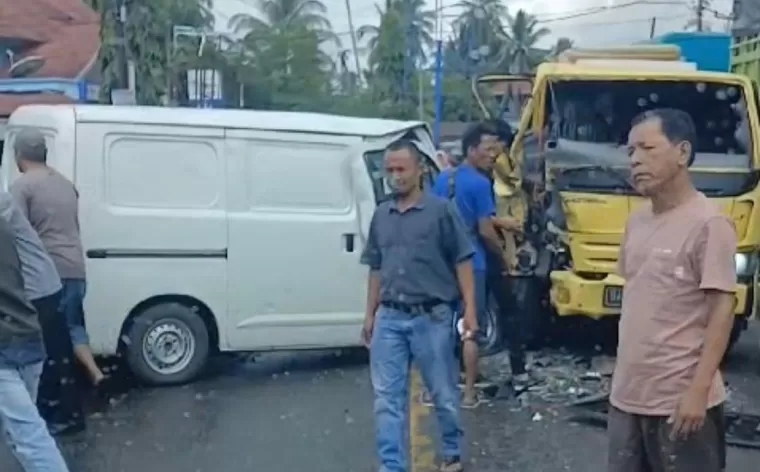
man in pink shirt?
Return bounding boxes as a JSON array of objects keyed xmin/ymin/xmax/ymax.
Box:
[{"xmin": 609, "ymin": 108, "xmax": 737, "ymax": 472}]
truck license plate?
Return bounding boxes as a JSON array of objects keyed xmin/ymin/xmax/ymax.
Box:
[{"xmin": 603, "ymin": 286, "xmax": 623, "ymax": 308}]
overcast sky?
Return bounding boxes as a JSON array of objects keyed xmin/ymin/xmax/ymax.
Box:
[{"xmin": 212, "ymin": 0, "xmax": 733, "ymax": 69}]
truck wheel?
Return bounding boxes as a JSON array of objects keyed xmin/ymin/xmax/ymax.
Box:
[
  {"xmin": 480, "ymin": 293, "xmax": 503, "ymax": 356},
  {"xmin": 124, "ymin": 302, "xmax": 210, "ymax": 386}
]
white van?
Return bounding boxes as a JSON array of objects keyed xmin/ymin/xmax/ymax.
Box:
[{"xmin": 1, "ymin": 105, "xmax": 439, "ymax": 385}]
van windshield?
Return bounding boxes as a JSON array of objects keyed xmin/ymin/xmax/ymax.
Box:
[{"xmin": 544, "ymin": 79, "xmax": 756, "ymax": 196}]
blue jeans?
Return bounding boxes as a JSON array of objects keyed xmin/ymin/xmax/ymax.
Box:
[
  {"xmin": 0, "ymin": 362, "xmax": 69, "ymax": 471},
  {"xmin": 370, "ymin": 305, "xmax": 462, "ymax": 472},
  {"xmin": 59, "ymin": 279, "xmax": 88, "ymax": 347}
]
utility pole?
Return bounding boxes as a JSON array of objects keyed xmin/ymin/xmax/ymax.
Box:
[
  {"xmin": 113, "ymin": 0, "xmax": 129, "ymax": 90},
  {"xmin": 649, "ymin": 17, "xmax": 657, "ymax": 39},
  {"xmin": 344, "ymin": 0, "xmax": 362, "ymax": 89},
  {"xmin": 403, "ymin": 0, "xmax": 413, "ymax": 104},
  {"xmin": 432, "ymin": 0, "xmax": 444, "ymax": 147},
  {"xmin": 417, "ymin": 73, "xmax": 424, "ymax": 120},
  {"xmin": 696, "ymin": 0, "xmax": 705, "ymax": 31}
]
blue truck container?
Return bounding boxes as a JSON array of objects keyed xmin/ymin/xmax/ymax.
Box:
[{"xmin": 650, "ymin": 32, "xmax": 731, "ymax": 72}]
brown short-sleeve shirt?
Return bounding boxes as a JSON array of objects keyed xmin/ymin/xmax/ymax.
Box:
[
  {"xmin": 611, "ymin": 193, "xmax": 736, "ymax": 416},
  {"xmin": 10, "ymin": 167, "xmax": 86, "ymax": 280}
]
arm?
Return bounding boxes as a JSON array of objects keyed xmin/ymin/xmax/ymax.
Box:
[
  {"xmin": 360, "ymin": 212, "xmax": 383, "ymax": 319},
  {"xmin": 669, "ymin": 216, "xmax": 737, "ymax": 438},
  {"xmin": 9, "ymin": 182, "xmax": 30, "ymax": 221},
  {"xmin": 492, "ymin": 215, "xmax": 522, "ymax": 233},
  {"xmin": 0, "ymin": 192, "xmax": 14, "ymax": 224},
  {"xmin": 690, "ymin": 217, "xmax": 737, "ymax": 392},
  {"xmin": 442, "ymin": 202, "xmax": 476, "ymax": 326},
  {"xmin": 617, "ymin": 222, "xmax": 629, "ymax": 277},
  {"xmin": 470, "ymin": 178, "xmax": 503, "ymax": 257}
]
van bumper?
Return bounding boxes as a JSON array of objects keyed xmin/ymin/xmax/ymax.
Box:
[{"xmin": 549, "ymin": 270, "xmax": 749, "ymax": 319}]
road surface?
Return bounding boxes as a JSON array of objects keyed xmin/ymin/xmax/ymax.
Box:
[{"xmin": 1, "ymin": 323, "xmax": 759, "ymax": 471}]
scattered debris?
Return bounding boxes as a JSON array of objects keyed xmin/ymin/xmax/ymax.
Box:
[{"xmin": 481, "ymin": 349, "xmax": 614, "ymax": 406}]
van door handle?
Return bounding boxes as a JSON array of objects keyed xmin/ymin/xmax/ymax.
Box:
[{"xmin": 343, "ymin": 233, "xmax": 355, "ymax": 252}]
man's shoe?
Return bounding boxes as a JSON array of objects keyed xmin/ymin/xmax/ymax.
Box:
[
  {"xmin": 440, "ymin": 456, "xmax": 464, "ymax": 472},
  {"xmin": 460, "ymin": 391, "xmax": 486, "ymax": 409},
  {"xmin": 49, "ymin": 421, "xmax": 86, "ymax": 437},
  {"xmin": 457, "ymin": 373, "xmax": 492, "ymax": 389}
]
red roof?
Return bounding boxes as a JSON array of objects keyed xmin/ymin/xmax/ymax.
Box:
[
  {"xmin": 0, "ymin": 0, "xmax": 99, "ymax": 78},
  {"xmin": 0, "ymin": 93, "xmax": 74, "ymax": 117}
]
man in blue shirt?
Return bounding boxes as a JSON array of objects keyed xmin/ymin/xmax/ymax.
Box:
[{"xmin": 433, "ymin": 122, "xmax": 508, "ymax": 408}]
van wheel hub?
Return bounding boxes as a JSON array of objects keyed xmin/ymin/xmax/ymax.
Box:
[{"xmin": 143, "ymin": 320, "xmax": 196, "ymax": 375}]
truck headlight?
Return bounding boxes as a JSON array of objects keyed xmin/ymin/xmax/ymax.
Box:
[{"xmin": 735, "ymin": 253, "xmax": 753, "ymax": 277}]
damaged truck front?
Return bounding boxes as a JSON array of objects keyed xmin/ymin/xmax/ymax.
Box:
[{"xmin": 476, "ymin": 45, "xmax": 760, "ymax": 349}]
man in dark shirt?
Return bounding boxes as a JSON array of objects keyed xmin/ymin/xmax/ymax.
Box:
[
  {"xmin": 361, "ymin": 140, "xmax": 475, "ymax": 472},
  {"xmin": 0, "ymin": 217, "xmax": 69, "ymax": 471}
]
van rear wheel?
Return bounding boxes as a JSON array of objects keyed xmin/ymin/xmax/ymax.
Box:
[{"xmin": 125, "ymin": 302, "xmax": 210, "ymax": 386}]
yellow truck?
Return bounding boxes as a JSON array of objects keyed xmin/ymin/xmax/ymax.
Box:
[{"xmin": 474, "ymin": 45, "xmax": 759, "ymax": 350}]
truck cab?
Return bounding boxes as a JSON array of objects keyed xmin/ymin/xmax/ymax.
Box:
[{"xmin": 475, "ymin": 45, "xmax": 760, "ymax": 348}]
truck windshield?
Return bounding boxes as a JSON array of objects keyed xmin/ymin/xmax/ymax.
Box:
[
  {"xmin": 545, "ymin": 79, "xmax": 756, "ymax": 196},
  {"xmin": 546, "ymin": 79, "xmax": 751, "ymax": 168}
]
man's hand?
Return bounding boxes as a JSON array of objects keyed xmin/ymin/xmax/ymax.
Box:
[
  {"xmin": 461, "ymin": 306, "xmax": 478, "ymax": 340},
  {"xmin": 361, "ymin": 314, "xmax": 375, "ymax": 348},
  {"xmin": 494, "ymin": 216, "xmax": 523, "ymax": 233},
  {"xmin": 667, "ymin": 386, "xmax": 709, "ymax": 440}
]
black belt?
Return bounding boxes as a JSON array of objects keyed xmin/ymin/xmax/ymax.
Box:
[{"xmin": 381, "ymin": 300, "xmax": 446, "ymax": 315}]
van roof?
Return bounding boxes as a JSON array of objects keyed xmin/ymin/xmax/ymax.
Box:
[{"xmin": 10, "ymin": 104, "xmax": 430, "ymax": 138}]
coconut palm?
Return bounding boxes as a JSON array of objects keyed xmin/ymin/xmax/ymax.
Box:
[
  {"xmin": 358, "ymin": 0, "xmax": 434, "ymax": 68},
  {"xmin": 501, "ymin": 9, "xmax": 551, "ymax": 74}
]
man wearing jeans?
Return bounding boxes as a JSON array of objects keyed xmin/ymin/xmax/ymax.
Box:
[
  {"xmin": 361, "ymin": 140, "xmax": 475, "ymax": 472},
  {"xmin": 0, "ymin": 192, "xmax": 85, "ymax": 436},
  {"xmin": 11, "ymin": 128, "xmax": 110, "ymax": 397},
  {"xmin": 0, "ymin": 217, "xmax": 69, "ymax": 471}
]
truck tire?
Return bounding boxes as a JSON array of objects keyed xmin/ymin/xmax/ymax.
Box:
[
  {"xmin": 124, "ymin": 302, "xmax": 210, "ymax": 386},
  {"xmin": 480, "ymin": 293, "xmax": 503, "ymax": 356}
]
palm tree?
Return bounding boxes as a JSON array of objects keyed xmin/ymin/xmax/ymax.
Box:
[
  {"xmin": 551, "ymin": 37, "xmax": 574, "ymax": 58},
  {"xmin": 358, "ymin": 0, "xmax": 434, "ymax": 68},
  {"xmin": 228, "ymin": 0, "xmax": 337, "ymax": 103},
  {"xmin": 501, "ymin": 9, "xmax": 550, "ymax": 74},
  {"xmin": 228, "ymin": 0, "xmax": 334, "ymax": 39},
  {"xmin": 453, "ymin": 0, "xmax": 507, "ymax": 50}
]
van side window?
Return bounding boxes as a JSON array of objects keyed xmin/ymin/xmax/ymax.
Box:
[
  {"xmin": 363, "ymin": 150, "xmax": 438, "ymax": 203},
  {"xmin": 105, "ymin": 137, "xmax": 221, "ymax": 209}
]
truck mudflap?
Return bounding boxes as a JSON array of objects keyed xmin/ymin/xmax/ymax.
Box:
[{"xmin": 549, "ymin": 271, "xmax": 749, "ymax": 318}]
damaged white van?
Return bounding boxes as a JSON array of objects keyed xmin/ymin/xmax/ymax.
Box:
[{"xmin": 1, "ymin": 105, "xmax": 437, "ymax": 385}]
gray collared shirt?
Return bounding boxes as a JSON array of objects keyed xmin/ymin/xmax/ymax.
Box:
[
  {"xmin": 0, "ymin": 192, "xmax": 61, "ymax": 301},
  {"xmin": 360, "ymin": 192, "xmax": 475, "ymax": 304}
]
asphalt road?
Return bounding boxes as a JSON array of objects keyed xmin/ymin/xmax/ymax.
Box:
[{"xmin": 2, "ymin": 323, "xmax": 759, "ymax": 472}]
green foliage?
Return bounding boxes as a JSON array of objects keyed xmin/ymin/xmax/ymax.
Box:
[{"xmin": 92, "ymin": 0, "xmax": 561, "ymax": 125}]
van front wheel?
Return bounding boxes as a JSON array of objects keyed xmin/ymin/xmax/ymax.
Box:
[{"xmin": 125, "ymin": 303, "xmax": 210, "ymax": 386}]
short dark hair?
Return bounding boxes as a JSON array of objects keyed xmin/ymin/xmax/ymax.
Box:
[
  {"xmin": 461, "ymin": 122, "xmax": 497, "ymax": 158},
  {"xmin": 631, "ymin": 108, "xmax": 697, "ymax": 166},
  {"xmin": 14, "ymin": 128, "xmax": 47, "ymax": 163},
  {"xmin": 486, "ymin": 119, "xmax": 514, "ymax": 147},
  {"xmin": 385, "ymin": 139, "xmax": 422, "ymax": 165}
]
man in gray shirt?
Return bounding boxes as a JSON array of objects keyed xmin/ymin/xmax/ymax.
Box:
[
  {"xmin": 360, "ymin": 140, "xmax": 476, "ymax": 472},
  {"xmin": 0, "ymin": 192, "xmax": 85, "ymax": 436},
  {"xmin": 11, "ymin": 128, "xmax": 109, "ymax": 398},
  {"xmin": 0, "ymin": 216, "xmax": 70, "ymax": 471}
]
